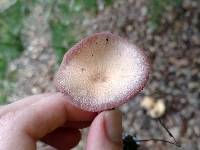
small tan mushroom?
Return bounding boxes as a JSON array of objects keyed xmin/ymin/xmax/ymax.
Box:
[
  {"xmin": 140, "ymin": 96, "xmax": 155, "ymax": 110},
  {"xmin": 141, "ymin": 97, "xmax": 166, "ymax": 118},
  {"xmin": 148, "ymin": 99, "xmax": 166, "ymax": 118}
]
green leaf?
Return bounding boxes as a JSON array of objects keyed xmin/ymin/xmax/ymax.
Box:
[
  {"xmin": 0, "ymin": 58, "xmax": 7, "ymax": 79},
  {"xmin": 105, "ymin": 0, "xmax": 113, "ymax": 6},
  {"xmin": 0, "ymin": 95, "xmax": 7, "ymax": 104},
  {"xmin": 83, "ymin": 0, "xmax": 97, "ymax": 10}
]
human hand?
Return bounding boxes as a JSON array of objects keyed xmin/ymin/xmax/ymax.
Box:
[{"xmin": 0, "ymin": 93, "xmax": 122, "ymax": 150}]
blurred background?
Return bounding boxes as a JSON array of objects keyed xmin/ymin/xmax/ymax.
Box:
[{"xmin": 0, "ymin": 0, "xmax": 199, "ymax": 149}]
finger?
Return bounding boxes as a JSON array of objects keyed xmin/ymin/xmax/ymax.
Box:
[
  {"xmin": 41, "ymin": 128, "xmax": 81, "ymax": 150},
  {"xmin": 64, "ymin": 121, "xmax": 92, "ymax": 129},
  {"xmin": 17, "ymin": 93, "xmax": 96, "ymax": 139},
  {"xmin": 38, "ymin": 146, "xmax": 57, "ymax": 150},
  {"xmin": 0, "ymin": 93, "xmax": 53, "ymax": 115},
  {"xmin": 86, "ymin": 110, "xmax": 123, "ymax": 150}
]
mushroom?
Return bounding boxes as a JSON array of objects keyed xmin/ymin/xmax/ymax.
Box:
[
  {"xmin": 140, "ymin": 97, "xmax": 166, "ymax": 118},
  {"xmin": 54, "ymin": 32, "xmax": 150, "ymax": 112}
]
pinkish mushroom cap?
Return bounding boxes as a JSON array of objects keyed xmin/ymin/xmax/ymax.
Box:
[{"xmin": 54, "ymin": 32, "xmax": 150, "ymax": 112}]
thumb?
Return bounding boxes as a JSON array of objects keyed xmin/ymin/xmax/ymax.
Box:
[{"xmin": 86, "ymin": 110, "xmax": 123, "ymax": 150}]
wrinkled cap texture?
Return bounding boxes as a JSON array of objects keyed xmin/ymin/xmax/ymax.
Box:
[{"xmin": 54, "ymin": 32, "xmax": 150, "ymax": 112}]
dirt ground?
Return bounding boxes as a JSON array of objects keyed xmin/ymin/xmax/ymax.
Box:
[{"xmin": 8, "ymin": 0, "xmax": 200, "ymax": 149}]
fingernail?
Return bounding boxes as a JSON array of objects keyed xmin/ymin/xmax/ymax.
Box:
[{"xmin": 104, "ymin": 110, "xmax": 122, "ymax": 144}]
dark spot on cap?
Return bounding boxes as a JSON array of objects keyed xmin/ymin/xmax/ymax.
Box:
[
  {"xmin": 81, "ymin": 68, "xmax": 86, "ymax": 72},
  {"xmin": 106, "ymin": 38, "xmax": 109, "ymax": 42},
  {"xmin": 92, "ymin": 54, "xmax": 94, "ymax": 56}
]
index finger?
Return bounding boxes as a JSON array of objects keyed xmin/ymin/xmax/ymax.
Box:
[{"xmin": 16, "ymin": 93, "xmax": 96, "ymax": 139}]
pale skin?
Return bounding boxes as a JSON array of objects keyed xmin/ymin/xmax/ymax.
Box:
[{"xmin": 0, "ymin": 93, "xmax": 123, "ymax": 150}]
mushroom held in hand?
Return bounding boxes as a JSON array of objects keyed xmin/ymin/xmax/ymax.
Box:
[{"xmin": 54, "ymin": 32, "xmax": 150, "ymax": 112}]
